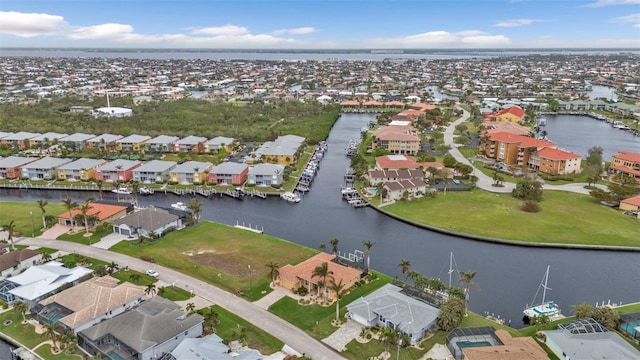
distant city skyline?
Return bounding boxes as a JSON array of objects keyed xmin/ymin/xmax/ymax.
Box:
[{"xmin": 1, "ymin": 0, "xmax": 639, "ymax": 49}]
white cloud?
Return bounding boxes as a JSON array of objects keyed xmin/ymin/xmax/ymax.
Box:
[
  {"xmin": 273, "ymin": 27, "xmax": 317, "ymax": 35},
  {"xmin": 585, "ymin": 0, "xmax": 640, "ymax": 8},
  {"xmin": 190, "ymin": 25, "xmax": 248, "ymax": 36},
  {"xmin": 612, "ymin": 13, "xmax": 640, "ymax": 22},
  {"xmin": 494, "ymin": 19, "xmax": 538, "ymax": 27},
  {"xmin": 364, "ymin": 30, "xmax": 512, "ymax": 48},
  {"xmin": 69, "ymin": 23, "xmax": 134, "ymax": 40},
  {"xmin": 0, "ymin": 11, "xmax": 67, "ymax": 37}
]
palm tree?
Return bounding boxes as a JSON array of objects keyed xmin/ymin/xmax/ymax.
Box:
[
  {"xmin": 62, "ymin": 196, "xmax": 78, "ymax": 229},
  {"xmin": 40, "ymin": 251, "xmax": 52, "ymax": 263},
  {"xmin": 13, "ymin": 300, "xmax": 28, "ymax": 322},
  {"xmin": 79, "ymin": 202, "xmax": 93, "ymax": 234},
  {"xmin": 43, "ymin": 323, "xmax": 58, "ymax": 351},
  {"xmin": 329, "ymin": 237, "xmax": 339, "ymax": 255},
  {"xmin": 318, "ymin": 242, "xmax": 326, "ymax": 252},
  {"xmin": 458, "ymin": 270, "xmax": 480, "ymax": 315},
  {"xmin": 398, "ymin": 259, "xmax": 411, "ymax": 278},
  {"xmin": 231, "ymin": 324, "xmax": 248, "ymax": 346},
  {"xmin": 96, "ymin": 179, "xmax": 104, "ymax": 200},
  {"xmin": 93, "ymin": 266, "xmax": 107, "ymax": 277},
  {"xmin": 329, "ymin": 279, "xmax": 346, "ymax": 322},
  {"xmin": 129, "ymin": 273, "xmax": 141, "ymax": 283},
  {"xmin": 311, "ymin": 262, "xmax": 334, "ymax": 302},
  {"xmin": 265, "ymin": 261, "xmax": 279, "ymax": 285},
  {"xmin": 2, "ymin": 220, "xmax": 17, "ymax": 250},
  {"xmin": 145, "ymin": 283, "xmax": 157, "ymax": 296},
  {"xmin": 185, "ymin": 302, "xmax": 196, "ymax": 314},
  {"xmin": 113, "ymin": 180, "xmax": 122, "ymax": 201},
  {"xmin": 187, "ymin": 197, "xmax": 202, "ymax": 225},
  {"xmin": 37, "ymin": 199, "xmax": 48, "ymax": 230},
  {"xmin": 362, "ymin": 240, "xmax": 375, "ymax": 272},
  {"xmin": 131, "ymin": 181, "xmax": 141, "ymax": 205}
]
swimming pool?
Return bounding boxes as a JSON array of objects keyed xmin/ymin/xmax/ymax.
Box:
[
  {"xmin": 456, "ymin": 340, "xmax": 492, "ymax": 349},
  {"xmin": 107, "ymin": 351, "xmax": 126, "ymax": 360}
]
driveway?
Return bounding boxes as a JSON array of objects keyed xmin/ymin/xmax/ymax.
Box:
[
  {"xmin": 322, "ymin": 320, "xmax": 363, "ymax": 352},
  {"xmin": 38, "ymin": 224, "xmax": 70, "ymax": 239},
  {"xmin": 92, "ymin": 232, "xmax": 129, "ymax": 249},
  {"xmin": 16, "ymin": 237, "xmax": 345, "ymax": 360}
]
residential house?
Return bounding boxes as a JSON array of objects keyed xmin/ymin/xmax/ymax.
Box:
[
  {"xmin": 480, "ymin": 132, "xmax": 556, "ymax": 166},
  {"xmin": 78, "ymin": 296, "xmax": 204, "ymax": 360},
  {"xmin": 145, "ymin": 135, "xmax": 180, "ymax": 153},
  {"xmin": 209, "ymin": 162, "xmax": 249, "ymax": 185},
  {"xmin": 3, "ymin": 261, "xmax": 92, "ymax": 306},
  {"xmin": 255, "ymin": 135, "xmax": 305, "ymax": 165},
  {"xmin": 86, "ymin": 134, "xmax": 122, "ymax": 151},
  {"xmin": 112, "ymin": 207, "xmax": 182, "ymax": 238},
  {"xmin": 169, "ymin": 161, "xmax": 213, "ymax": 184},
  {"xmin": 383, "ymin": 178, "xmax": 428, "ymax": 201},
  {"xmin": 375, "ymin": 155, "xmax": 426, "ymax": 171},
  {"xmin": 462, "ymin": 329, "xmax": 548, "ymax": 360},
  {"xmin": 208, "ymin": 136, "xmax": 235, "ymax": 153},
  {"xmin": 530, "ymin": 147, "xmax": 582, "ymax": 176},
  {"xmin": 174, "ymin": 135, "xmax": 209, "ymax": 153},
  {"xmin": 59, "ymin": 133, "xmax": 96, "ymax": 151},
  {"xmin": 368, "ymin": 169, "xmax": 424, "ymax": 186},
  {"xmin": 371, "ymin": 125, "xmax": 421, "ymax": 155},
  {"xmin": 57, "ymin": 202, "xmax": 128, "ymax": 227},
  {"xmin": 0, "ymin": 249, "xmax": 42, "ymax": 280},
  {"xmin": 1, "ymin": 131, "xmax": 40, "ymax": 149},
  {"xmin": 494, "ymin": 106, "xmax": 525, "ymax": 123},
  {"xmin": 0, "ymin": 156, "xmax": 39, "ymax": 179},
  {"xmin": 34, "ymin": 276, "xmax": 145, "ymax": 333},
  {"xmin": 247, "ymin": 163, "xmax": 285, "ymax": 186},
  {"xmin": 619, "ymin": 195, "xmax": 640, "ymax": 213},
  {"xmin": 30, "ymin": 132, "xmax": 69, "ymax": 147},
  {"xmin": 482, "ymin": 121, "xmax": 531, "ymax": 136},
  {"xmin": 56, "ymin": 158, "xmax": 107, "ymax": 181},
  {"xmin": 609, "ymin": 151, "xmax": 640, "ymax": 183},
  {"xmin": 0, "ymin": 132, "xmax": 14, "ymax": 141},
  {"xmin": 21, "ymin": 157, "xmax": 74, "ymax": 180},
  {"xmin": 543, "ymin": 317, "xmax": 639, "ymax": 360},
  {"xmin": 95, "ymin": 159, "xmax": 142, "ymax": 182},
  {"xmin": 347, "ymin": 283, "xmax": 439, "ymax": 344},
  {"xmin": 132, "ymin": 160, "xmax": 177, "ymax": 184},
  {"xmin": 116, "ymin": 134, "xmax": 151, "ymax": 152},
  {"xmin": 171, "ymin": 334, "xmax": 262, "ymax": 360},
  {"xmin": 278, "ymin": 253, "xmax": 362, "ymax": 301}
]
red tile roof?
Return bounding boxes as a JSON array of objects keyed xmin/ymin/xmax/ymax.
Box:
[
  {"xmin": 621, "ymin": 195, "xmax": 640, "ymax": 207},
  {"xmin": 278, "ymin": 253, "xmax": 362, "ymax": 286},
  {"xmin": 536, "ymin": 147, "xmax": 581, "ymax": 160},
  {"xmin": 483, "ymin": 121, "xmax": 531, "ymax": 136},
  {"xmin": 612, "ymin": 151, "xmax": 640, "ymax": 163},
  {"xmin": 57, "ymin": 202, "xmax": 128, "ymax": 221},
  {"xmin": 488, "ymin": 132, "xmax": 556, "ymax": 149},
  {"xmin": 496, "ymin": 106, "xmax": 525, "ymax": 118},
  {"xmin": 372, "ymin": 126, "xmax": 420, "ymax": 141}
]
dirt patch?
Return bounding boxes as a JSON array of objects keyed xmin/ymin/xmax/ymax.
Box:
[
  {"xmin": 191, "ymin": 252, "xmax": 267, "ymax": 278},
  {"xmin": 181, "ymin": 249, "xmax": 216, "ymax": 257}
]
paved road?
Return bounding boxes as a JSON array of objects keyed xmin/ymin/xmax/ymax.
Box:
[
  {"xmin": 17, "ymin": 237, "xmax": 345, "ymax": 360},
  {"xmin": 445, "ymin": 106, "xmax": 604, "ymax": 194}
]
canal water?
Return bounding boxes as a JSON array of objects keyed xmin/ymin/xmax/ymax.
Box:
[{"xmin": 1, "ymin": 113, "xmax": 638, "ymax": 328}]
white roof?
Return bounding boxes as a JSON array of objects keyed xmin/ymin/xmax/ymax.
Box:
[{"xmin": 8, "ymin": 261, "xmax": 93, "ymax": 301}]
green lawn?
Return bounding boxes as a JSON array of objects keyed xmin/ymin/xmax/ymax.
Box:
[
  {"xmin": 57, "ymin": 225, "xmax": 113, "ymax": 245},
  {"xmin": 157, "ymin": 284, "xmax": 193, "ymax": 301},
  {"xmin": 0, "ymin": 201, "xmax": 66, "ymax": 238},
  {"xmin": 109, "ymin": 221, "xmax": 316, "ymax": 301},
  {"xmin": 0, "ymin": 311, "xmax": 42, "ymax": 348},
  {"xmin": 383, "ymin": 190, "xmax": 640, "ymax": 247},
  {"xmin": 35, "ymin": 345, "xmax": 83, "ymax": 360},
  {"xmin": 207, "ymin": 305, "xmax": 284, "ymax": 355},
  {"xmin": 57, "ymin": 253, "xmax": 109, "ymax": 270},
  {"xmin": 110, "ymin": 269, "xmax": 158, "ymax": 286}
]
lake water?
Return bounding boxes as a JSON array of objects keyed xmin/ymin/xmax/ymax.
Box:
[{"xmin": 1, "ymin": 112, "xmax": 639, "ymax": 329}]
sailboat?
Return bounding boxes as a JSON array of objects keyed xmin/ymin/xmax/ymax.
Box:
[{"xmin": 523, "ymin": 265, "xmax": 562, "ymax": 321}]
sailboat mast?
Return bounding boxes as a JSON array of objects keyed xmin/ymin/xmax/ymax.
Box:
[
  {"xmin": 448, "ymin": 252, "xmax": 454, "ymax": 289},
  {"xmin": 541, "ymin": 265, "xmax": 550, "ymax": 304}
]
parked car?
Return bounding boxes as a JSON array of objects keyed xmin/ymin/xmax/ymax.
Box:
[
  {"xmin": 452, "ymin": 179, "xmax": 461, "ymax": 185},
  {"xmin": 146, "ymin": 269, "xmax": 159, "ymax": 278}
]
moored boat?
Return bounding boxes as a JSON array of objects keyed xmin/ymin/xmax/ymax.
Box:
[
  {"xmin": 280, "ymin": 192, "xmax": 301, "ymax": 203},
  {"xmin": 171, "ymin": 202, "xmax": 188, "ymax": 211},
  {"xmin": 523, "ymin": 265, "xmax": 562, "ymax": 323},
  {"xmin": 112, "ymin": 187, "xmax": 132, "ymax": 195}
]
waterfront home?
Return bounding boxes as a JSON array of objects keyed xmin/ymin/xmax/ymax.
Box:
[
  {"xmin": 390, "ymin": 109, "xmax": 423, "ymax": 122},
  {"xmin": 208, "ymin": 136, "xmax": 235, "ymax": 153},
  {"xmin": 3, "ymin": 261, "xmax": 92, "ymax": 307},
  {"xmin": 78, "ymin": 296, "xmax": 204, "ymax": 360},
  {"xmin": 1, "ymin": 131, "xmax": 40, "ymax": 149},
  {"xmin": 171, "ymin": 334, "xmax": 262, "ymax": 360},
  {"xmin": 169, "ymin": 160, "xmax": 213, "ymax": 184},
  {"xmin": 57, "ymin": 202, "xmax": 128, "ymax": 227},
  {"xmin": 347, "ymin": 283, "xmax": 439, "ymax": 344},
  {"xmin": 34, "ymin": 276, "xmax": 145, "ymax": 333},
  {"xmin": 371, "ymin": 125, "xmax": 421, "ymax": 155},
  {"xmin": 95, "ymin": 159, "xmax": 142, "ymax": 182},
  {"xmin": 116, "ymin": 134, "xmax": 151, "ymax": 152},
  {"xmin": 86, "ymin": 133, "xmax": 123, "ymax": 151},
  {"xmin": 278, "ymin": 253, "xmax": 362, "ymax": 301},
  {"xmin": 530, "ymin": 147, "xmax": 582, "ymax": 176},
  {"xmin": 450, "ymin": 329, "xmax": 548, "ymax": 360},
  {"xmin": 0, "ymin": 249, "xmax": 42, "ymax": 280},
  {"xmin": 254, "ymin": 134, "xmax": 305, "ymax": 165},
  {"xmin": 0, "ymin": 156, "xmax": 39, "ymax": 179},
  {"xmin": 375, "ymin": 154, "xmax": 427, "ymax": 171},
  {"xmin": 543, "ymin": 318, "xmax": 639, "ymax": 360},
  {"xmin": 208, "ymin": 162, "xmax": 248, "ymax": 185},
  {"xmin": 30, "ymin": 132, "xmax": 69, "ymax": 147},
  {"xmin": 479, "ymin": 132, "xmax": 556, "ymax": 166},
  {"xmin": 383, "ymin": 178, "xmax": 428, "ymax": 201},
  {"xmin": 368, "ymin": 169, "xmax": 424, "ymax": 186},
  {"xmin": 609, "ymin": 151, "xmax": 640, "ymax": 183},
  {"xmin": 56, "ymin": 158, "xmax": 107, "ymax": 181},
  {"xmin": 59, "ymin": 133, "xmax": 97, "ymax": 151},
  {"xmin": 174, "ymin": 135, "xmax": 209, "ymax": 153},
  {"xmin": 491, "ymin": 106, "xmax": 525, "ymax": 123},
  {"xmin": 482, "ymin": 121, "xmax": 531, "ymax": 136},
  {"xmin": 146, "ymin": 135, "xmax": 180, "ymax": 153},
  {"xmin": 111, "ymin": 207, "xmax": 182, "ymax": 238},
  {"xmin": 247, "ymin": 163, "xmax": 285, "ymax": 186},
  {"xmin": 132, "ymin": 160, "xmax": 177, "ymax": 184},
  {"xmin": 21, "ymin": 156, "xmax": 74, "ymax": 180}
]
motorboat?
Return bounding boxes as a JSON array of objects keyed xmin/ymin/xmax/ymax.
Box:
[
  {"xmin": 171, "ymin": 202, "xmax": 188, "ymax": 211},
  {"xmin": 280, "ymin": 192, "xmax": 301, "ymax": 203},
  {"xmin": 138, "ymin": 187, "xmax": 153, "ymax": 195},
  {"xmin": 523, "ymin": 265, "xmax": 562, "ymax": 322},
  {"xmin": 112, "ymin": 187, "xmax": 132, "ymax": 195}
]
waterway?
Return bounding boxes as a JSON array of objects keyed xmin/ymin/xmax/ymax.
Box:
[
  {"xmin": 1, "ymin": 113, "xmax": 639, "ymax": 329},
  {"xmin": 542, "ymin": 114, "xmax": 639, "ymax": 159}
]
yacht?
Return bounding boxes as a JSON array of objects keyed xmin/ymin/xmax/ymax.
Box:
[
  {"xmin": 280, "ymin": 192, "xmax": 301, "ymax": 203},
  {"xmin": 171, "ymin": 202, "xmax": 188, "ymax": 211},
  {"xmin": 523, "ymin": 265, "xmax": 562, "ymax": 322},
  {"xmin": 112, "ymin": 187, "xmax": 132, "ymax": 195}
]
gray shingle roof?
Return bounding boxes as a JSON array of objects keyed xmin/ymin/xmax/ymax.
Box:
[
  {"xmin": 147, "ymin": 135, "xmax": 180, "ymax": 145},
  {"xmin": 0, "ymin": 156, "xmax": 37, "ymax": 169},
  {"xmin": 87, "ymin": 134, "xmax": 122, "ymax": 143},
  {"xmin": 112, "ymin": 207, "xmax": 179, "ymax": 232},
  {"xmin": 171, "ymin": 161, "xmax": 212, "ymax": 174},
  {"xmin": 22, "ymin": 156, "xmax": 74, "ymax": 170},
  {"xmin": 57, "ymin": 158, "xmax": 107, "ymax": 171},
  {"xmin": 117, "ymin": 134, "xmax": 151, "ymax": 144},
  {"xmin": 98, "ymin": 159, "xmax": 142, "ymax": 171},
  {"xmin": 210, "ymin": 162, "xmax": 248, "ymax": 175},
  {"xmin": 176, "ymin": 135, "xmax": 207, "ymax": 145},
  {"xmin": 248, "ymin": 163, "xmax": 284, "ymax": 176},
  {"xmin": 59, "ymin": 133, "xmax": 96, "ymax": 143},
  {"xmin": 133, "ymin": 160, "xmax": 177, "ymax": 173}
]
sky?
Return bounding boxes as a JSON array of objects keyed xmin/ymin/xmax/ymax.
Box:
[{"xmin": 0, "ymin": 0, "xmax": 639, "ymax": 49}]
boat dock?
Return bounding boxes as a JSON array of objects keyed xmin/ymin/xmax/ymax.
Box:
[
  {"xmin": 341, "ymin": 186, "xmax": 369, "ymax": 208},
  {"xmin": 288, "ymin": 141, "xmax": 328, "ymax": 202},
  {"xmin": 234, "ymin": 221, "xmax": 264, "ymax": 234}
]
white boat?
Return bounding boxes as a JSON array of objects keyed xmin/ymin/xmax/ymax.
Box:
[
  {"xmin": 523, "ymin": 265, "xmax": 562, "ymax": 320},
  {"xmin": 112, "ymin": 187, "xmax": 132, "ymax": 195},
  {"xmin": 171, "ymin": 202, "xmax": 188, "ymax": 211},
  {"xmin": 138, "ymin": 187, "xmax": 153, "ymax": 195},
  {"xmin": 280, "ymin": 192, "xmax": 301, "ymax": 203}
]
